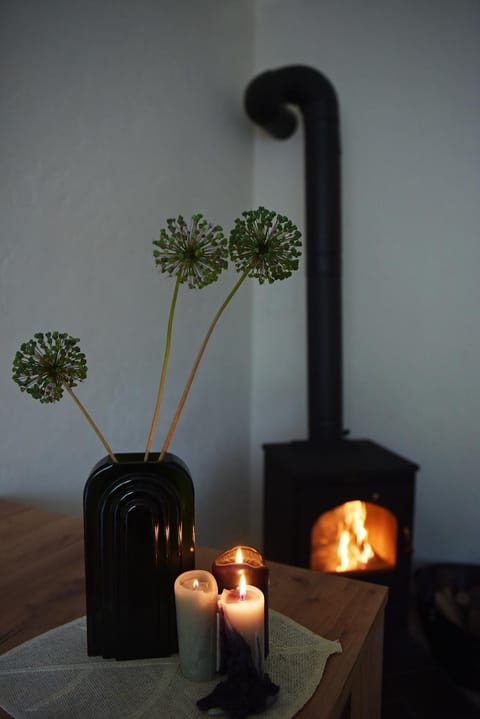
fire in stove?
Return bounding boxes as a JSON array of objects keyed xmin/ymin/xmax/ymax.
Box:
[
  {"xmin": 310, "ymin": 500, "xmax": 398, "ymax": 575},
  {"xmin": 336, "ymin": 501, "xmax": 374, "ymax": 571}
]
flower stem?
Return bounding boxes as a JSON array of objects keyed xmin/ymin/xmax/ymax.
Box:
[
  {"xmin": 159, "ymin": 269, "xmax": 249, "ymax": 462},
  {"xmin": 144, "ymin": 277, "xmax": 181, "ymax": 461},
  {"xmin": 63, "ymin": 383, "xmax": 118, "ymax": 463}
]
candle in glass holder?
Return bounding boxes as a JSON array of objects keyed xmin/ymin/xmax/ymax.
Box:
[
  {"xmin": 218, "ymin": 575, "xmax": 265, "ymax": 675},
  {"xmin": 174, "ymin": 569, "xmax": 218, "ymax": 681},
  {"xmin": 212, "ymin": 545, "xmax": 269, "ymax": 654}
]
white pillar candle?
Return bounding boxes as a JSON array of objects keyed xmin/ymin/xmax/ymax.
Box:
[
  {"xmin": 174, "ymin": 569, "xmax": 219, "ymax": 681},
  {"xmin": 218, "ymin": 577, "xmax": 265, "ymax": 675}
]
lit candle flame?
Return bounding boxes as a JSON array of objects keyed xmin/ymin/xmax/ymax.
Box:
[
  {"xmin": 193, "ymin": 578, "xmax": 199, "ymax": 590},
  {"xmin": 235, "ymin": 547, "xmax": 244, "ymax": 564},
  {"xmin": 239, "ymin": 573, "xmax": 247, "ymax": 600}
]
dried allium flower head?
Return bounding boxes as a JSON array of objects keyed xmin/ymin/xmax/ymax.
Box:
[
  {"xmin": 153, "ymin": 213, "xmax": 228, "ymax": 289},
  {"xmin": 12, "ymin": 331, "xmax": 87, "ymax": 403},
  {"xmin": 229, "ymin": 206, "xmax": 302, "ymax": 284}
]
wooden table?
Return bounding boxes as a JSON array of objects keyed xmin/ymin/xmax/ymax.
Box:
[{"xmin": 0, "ymin": 500, "xmax": 387, "ymax": 718}]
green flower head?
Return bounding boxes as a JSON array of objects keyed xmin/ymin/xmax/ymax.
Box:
[
  {"xmin": 153, "ymin": 213, "xmax": 228, "ymax": 289},
  {"xmin": 229, "ymin": 206, "xmax": 302, "ymax": 284},
  {"xmin": 12, "ymin": 331, "xmax": 87, "ymax": 404}
]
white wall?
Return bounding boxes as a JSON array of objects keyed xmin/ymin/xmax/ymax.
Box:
[
  {"xmin": 251, "ymin": 0, "xmax": 480, "ymax": 564},
  {"xmin": 0, "ymin": 0, "xmax": 255, "ymax": 548},
  {"xmin": 2, "ymin": 1, "xmax": 479, "ymax": 566}
]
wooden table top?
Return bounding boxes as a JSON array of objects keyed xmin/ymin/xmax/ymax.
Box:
[{"xmin": 0, "ymin": 499, "xmax": 388, "ymax": 719}]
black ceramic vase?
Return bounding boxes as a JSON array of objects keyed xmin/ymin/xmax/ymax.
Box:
[{"xmin": 83, "ymin": 452, "xmax": 195, "ymax": 660}]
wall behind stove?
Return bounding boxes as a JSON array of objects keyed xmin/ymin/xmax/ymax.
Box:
[
  {"xmin": 2, "ymin": 0, "xmax": 478, "ymax": 563},
  {"xmin": 250, "ymin": 0, "xmax": 480, "ymax": 564}
]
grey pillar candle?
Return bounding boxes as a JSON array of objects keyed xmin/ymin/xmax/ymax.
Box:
[{"xmin": 174, "ymin": 570, "xmax": 219, "ymax": 681}]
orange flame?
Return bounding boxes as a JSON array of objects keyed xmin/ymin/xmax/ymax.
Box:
[
  {"xmin": 239, "ymin": 573, "xmax": 247, "ymax": 599},
  {"xmin": 235, "ymin": 547, "xmax": 244, "ymax": 564},
  {"xmin": 193, "ymin": 578, "xmax": 199, "ymax": 590},
  {"xmin": 336, "ymin": 500, "xmax": 374, "ymax": 572}
]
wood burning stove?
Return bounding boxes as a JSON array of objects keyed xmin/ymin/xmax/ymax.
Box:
[
  {"xmin": 263, "ymin": 439, "xmax": 417, "ymax": 634},
  {"xmin": 244, "ymin": 66, "xmax": 419, "ymax": 638}
]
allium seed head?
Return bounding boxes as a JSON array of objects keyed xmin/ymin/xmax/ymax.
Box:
[
  {"xmin": 229, "ymin": 206, "xmax": 302, "ymax": 284},
  {"xmin": 153, "ymin": 213, "xmax": 228, "ymax": 289},
  {"xmin": 12, "ymin": 331, "xmax": 87, "ymax": 404}
]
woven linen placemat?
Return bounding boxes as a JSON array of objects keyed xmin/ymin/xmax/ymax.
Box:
[{"xmin": 0, "ymin": 610, "xmax": 341, "ymax": 719}]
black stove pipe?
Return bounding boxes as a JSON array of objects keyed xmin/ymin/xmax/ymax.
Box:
[{"xmin": 244, "ymin": 65, "xmax": 343, "ymax": 444}]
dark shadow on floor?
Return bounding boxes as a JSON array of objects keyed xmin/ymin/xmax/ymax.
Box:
[
  {"xmin": 381, "ymin": 599, "xmax": 480, "ymax": 719},
  {"xmin": 382, "ymin": 632, "xmax": 480, "ymax": 718}
]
